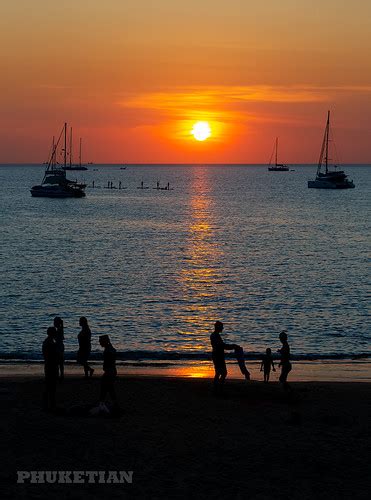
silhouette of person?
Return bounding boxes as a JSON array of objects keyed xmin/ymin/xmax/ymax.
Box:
[
  {"xmin": 234, "ymin": 345, "xmax": 250, "ymax": 380},
  {"xmin": 260, "ymin": 347, "xmax": 275, "ymax": 382},
  {"xmin": 278, "ymin": 331, "xmax": 291, "ymax": 390},
  {"xmin": 77, "ymin": 317, "xmax": 94, "ymax": 378},
  {"xmin": 210, "ymin": 321, "xmax": 237, "ymax": 390},
  {"xmin": 53, "ymin": 316, "xmax": 64, "ymax": 380},
  {"xmin": 99, "ymin": 335, "xmax": 118, "ymax": 406},
  {"xmin": 42, "ymin": 326, "xmax": 58, "ymax": 411}
]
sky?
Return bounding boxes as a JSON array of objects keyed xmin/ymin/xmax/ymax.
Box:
[{"xmin": 1, "ymin": 0, "xmax": 371, "ymax": 163}]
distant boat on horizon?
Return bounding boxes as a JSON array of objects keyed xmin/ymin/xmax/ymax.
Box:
[
  {"xmin": 30, "ymin": 123, "xmax": 86, "ymax": 198},
  {"xmin": 268, "ymin": 137, "xmax": 289, "ymax": 171},
  {"xmin": 308, "ymin": 111, "xmax": 355, "ymax": 189}
]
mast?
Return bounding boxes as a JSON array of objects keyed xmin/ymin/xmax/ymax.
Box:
[
  {"xmin": 79, "ymin": 138, "xmax": 82, "ymax": 168},
  {"xmin": 46, "ymin": 136, "xmax": 56, "ymax": 176},
  {"xmin": 325, "ymin": 110, "xmax": 330, "ymax": 174},
  {"xmin": 69, "ymin": 127, "xmax": 73, "ymax": 168},
  {"xmin": 317, "ymin": 111, "xmax": 329, "ymax": 176},
  {"xmin": 43, "ymin": 135, "xmax": 56, "ymax": 183},
  {"xmin": 275, "ymin": 137, "xmax": 278, "ymax": 166},
  {"xmin": 64, "ymin": 122, "xmax": 67, "ymax": 169},
  {"xmin": 52, "ymin": 136, "xmax": 55, "ymax": 170}
]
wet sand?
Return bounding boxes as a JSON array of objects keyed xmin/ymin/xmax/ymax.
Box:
[
  {"xmin": 1, "ymin": 375, "xmax": 371, "ymax": 499},
  {"xmin": 1, "ymin": 358, "xmax": 371, "ymax": 381}
]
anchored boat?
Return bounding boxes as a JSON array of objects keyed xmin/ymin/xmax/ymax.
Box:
[
  {"xmin": 31, "ymin": 123, "xmax": 86, "ymax": 198},
  {"xmin": 308, "ymin": 111, "xmax": 355, "ymax": 189},
  {"xmin": 268, "ymin": 137, "xmax": 289, "ymax": 171}
]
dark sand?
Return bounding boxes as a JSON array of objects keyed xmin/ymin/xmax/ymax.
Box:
[{"xmin": 1, "ymin": 376, "xmax": 370, "ymax": 499}]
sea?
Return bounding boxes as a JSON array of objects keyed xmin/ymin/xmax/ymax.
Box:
[{"xmin": 0, "ymin": 164, "xmax": 370, "ymax": 366}]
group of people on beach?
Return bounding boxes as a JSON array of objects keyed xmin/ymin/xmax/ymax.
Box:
[
  {"xmin": 42, "ymin": 317, "xmax": 292, "ymax": 412},
  {"xmin": 210, "ymin": 321, "xmax": 291, "ymax": 391},
  {"xmin": 42, "ymin": 316, "xmax": 117, "ymax": 412}
]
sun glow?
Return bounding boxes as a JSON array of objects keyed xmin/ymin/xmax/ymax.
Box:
[{"xmin": 191, "ymin": 121, "xmax": 211, "ymax": 141}]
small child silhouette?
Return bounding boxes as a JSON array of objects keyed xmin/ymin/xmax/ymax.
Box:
[{"xmin": 260, "ymin": 348, "xmax": 275, "ymax": 382}]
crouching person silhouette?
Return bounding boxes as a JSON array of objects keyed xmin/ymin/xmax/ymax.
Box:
[
  {"xmin": 99, "ymin": 335, "xmax": 119, "ymax": 410},
  {"xmin": 210, "ymin": 321, "xmax": 238, "ymax": 392}
]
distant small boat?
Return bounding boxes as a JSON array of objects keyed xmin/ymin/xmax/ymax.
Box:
[
  {"xmin": 31, "ymin": 123, "xmax": 86, "ymax": 198},
  {"xmin": 308, "ymin": 111, "xmax": 355, "ymax": 189},
  {"xmin": 63, "ymin": 133, "xmax": 88, "ymax": 171},
  {"xmin": 268, "ymin": 137, "xmax": 289, "ymax": 171}
]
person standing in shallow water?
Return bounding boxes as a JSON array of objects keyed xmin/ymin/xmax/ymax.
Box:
[
  {"xmin": 210, "ymin": 321, "xmax": 238, "ymax": 391},
  {"xmin": 99, "ymin": 335, "xmax": 118, "ymax": 407},
  {"xmin": 77, "ymin": 317, "xmax": 94, "ymax": 378},
  {"xmin": 54, "ymin": 316, "xmax": 64, "ymax": 380},
  {"xmin": 42, "ymin": 327, "xmax": 58, "ymax": 411},
  {"xmin": 278, "ymin": 331, "xmax": 291, "ymax": 390}
]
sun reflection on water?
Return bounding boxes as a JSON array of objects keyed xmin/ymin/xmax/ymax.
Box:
[{"xmin": 178, "ymin": 167, "xmax": 224, "ymax": 344}]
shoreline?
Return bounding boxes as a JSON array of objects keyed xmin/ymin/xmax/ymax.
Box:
[{"xmin": 1, "ymin": 358, "xmax": 371, "ymax": 382}]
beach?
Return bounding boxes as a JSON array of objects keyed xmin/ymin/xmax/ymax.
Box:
[{"xmin": 2, "ymin": 373, "xmax": 370, "ymax": 499}]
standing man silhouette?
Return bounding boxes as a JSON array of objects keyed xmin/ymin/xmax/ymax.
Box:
[
  {"xmin": 278, "ymin": 331, "xmax": 292, "ymax": 390},
  {"xmin": 42, "ymin": 327, "xmax": 58, "ymax": 411},
  {"xmin": 99, "ymin": 335, "xmax": 118, "ymax": 409},
  {"xmin": 77, "ymin": 317, "xmax": 94, "ymax": 378},
  {"xmin": 210, "ymin": 321, "xmax": 237, "ymax": 391},
  {"xmin": 54, "ymin": 316, "xmax": 64, "ymax": 380}
]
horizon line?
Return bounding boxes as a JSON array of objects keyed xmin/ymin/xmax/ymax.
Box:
[{"xmin": 0, "ymin": 162, "xmax": 370, "ymax": 166}]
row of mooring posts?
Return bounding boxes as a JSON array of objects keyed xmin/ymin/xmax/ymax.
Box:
[{"xmin": 89, "ymin": 180, "xmax": 173, "ymax": 190}]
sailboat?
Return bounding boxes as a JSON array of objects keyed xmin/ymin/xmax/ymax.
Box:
[
  {"xmin": 63, "ymin": 132, "xmax": 88, "ymax": 171},
  {"xmin": 30, "ymin": 123, "xmax": 86, "ymax": 198},
  {"xmin": 308, "ymin": 111, "xmax": 355, "ymax": 189},
  {"xmin": 268, "ymin": 138, "xmax": 289, "ymax": 171}
]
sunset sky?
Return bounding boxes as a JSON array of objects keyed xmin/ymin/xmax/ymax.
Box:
[{"xmin": 1, "ymin": 0, "xmax": 371, "ymax": 163}]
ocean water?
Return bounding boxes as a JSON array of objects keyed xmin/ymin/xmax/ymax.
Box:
[{"xmin": 0, "ymin": 164, "xmax": 369, "ymax": 362}]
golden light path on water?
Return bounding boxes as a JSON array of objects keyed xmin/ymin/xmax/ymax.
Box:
[{"xmin": 178, "ymin": 166, "xmax": 224, "ymax": 356}]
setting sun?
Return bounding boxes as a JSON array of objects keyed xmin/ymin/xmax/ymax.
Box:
[{"xmin": 191, "ymin": 122, "xmax": 211, "ymax": 141}]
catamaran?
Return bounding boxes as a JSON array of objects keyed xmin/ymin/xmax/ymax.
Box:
[
  {"xmin": 268, "ymin": 137, "xmax": 289, "ymax": 171},
  {"xmin": 308, "ymin": 111, "xmax": 355, "ymax": 189},
  {"xmin": 30, "ymin": 123, "xmax": 86, "ymax": 198}
]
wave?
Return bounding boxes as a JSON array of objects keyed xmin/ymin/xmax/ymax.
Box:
[{"xmin": 0, "ymin": 350, "xmax": 370, "ymax": 363}]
